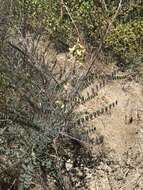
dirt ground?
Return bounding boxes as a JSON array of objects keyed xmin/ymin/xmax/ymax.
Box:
[
  {"xmin": 31, "ymin": 48, "xmax": 143, "ymax": 190},
  {"xmin": 56, "ymin": 52, "xmax": 143, "ymax": 190},
  {"xmin": 76, "ymin": 72, "xmax": 143, "ymax": 190}
]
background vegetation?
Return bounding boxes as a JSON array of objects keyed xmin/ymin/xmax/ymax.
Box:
[
  {"xmin": 0, "ymin": 0, "xmax": 143, "ymax": 189},
  {"xmin": 2, "ymin": 0, "xmax": 143, "ymax": 66}
]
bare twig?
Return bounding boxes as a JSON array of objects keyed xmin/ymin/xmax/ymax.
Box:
[
  {"xmin": 60, "ymin": 0, "xmax": 64, "ymax": 18},
  {"xmin": 63, "ymin": 2, "xmax": 84, "ymax": 45},
  {"xmin": 85, "ymin": 0, "xmax": 123, "ymax": 77},
  {"xmin": 60, "ymin": 132, "xmax": 87, "ymax": 147},
  {"xmin": 8, "ymin": 179, "xmax": 17, "ymax": 190},
  {"xmin": 100, "ymin": 0, "xmax": 108, "ymax": 12}
]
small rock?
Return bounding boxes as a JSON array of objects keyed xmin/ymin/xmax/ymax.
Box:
[{"xmin": 65, "ymin": 159, "xmax": 73, "ymax": 171}]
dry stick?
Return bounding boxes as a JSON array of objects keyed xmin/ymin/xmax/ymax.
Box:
[
  {"xmin": 63, "ymin": 2, "xmax": 84, "ymax": 45},
  {"xmin": 22, "ymin": 0, "xmax": 27, "ymax": 38},
  {"xmin": 100, "ymin": 0, "xmax": 108, "ymax": 12},
  {"xmin": 12, "ymin": 36, "xmax": 59, "ymax": 87},
  {"xmin": 69, "ymin": 0, "xmax": 123, "ymax": 107},
  {"xmin": 86, "ymin": 0, "xmax": 123, "ymax": 78},
  {"xmin": 133, "ymin": 174, "xmax": 143, "ymax": 190},
  {"xmin": 9, "ymin": 41, "xmax": 60, "ymax": 92},
  {"xmin": 76, "ymin": 100, "xmax": 118, "ymax": 126},
  {"xmin": 60, "ymin": 132, "xmax": 88, "ymax": 146},
  {"xmin": 4, "ymin": 77, "xmax": 43, "ymax": 114},
  {"xmin": 60, "ymin": 0, "xmax": 64, "ymax": 18},
  {"xmin": 25, "ymin": 42, "xmax": 60, "ymax": 86},
  {"xmin": 105, "ymin": 171, "xmax": 113, "ymax": 190},
  {"xmin": 62, "ymin": 2, "xmax": 122, "ymax": 114},
  {"xmin": 8, "ymin": 179, "xmax": 17, "ymax": 190}
]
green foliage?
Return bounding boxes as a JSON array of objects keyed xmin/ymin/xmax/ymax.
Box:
[
  {"xmin": 106, "ymin": 18, "xmax": 143, "ymax": 67},
  {"xmin": 11, "ymin": 0, "xmax": 108, "ymax": 46},
  {"xmin": 10, "ymin": 0, "xmax": 142, "ymax": 70},
  {"xmin": 18, "ymin": 160, "xmax": 34, "ymax": 190},
  {"xmin": 0, "ymin": 0, "xmax": 143, "ymax": 189}
]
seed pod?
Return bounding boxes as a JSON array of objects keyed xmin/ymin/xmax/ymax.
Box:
[
  {"xmin": 81, "ymin": 117, "xmax": 85, "ymax": 123},
  {"xmin": 89, "ymin": 113, "xmax": 93, "ymax": 120},
  {"xmin": 81, "ymin": 96, "xmax": 85, "ymax": 102},
  {"xmin": 85, "ymin": 115, "xmax": 89, "ymax": 121},
  {"xmin": 102, "ymin": 79, "xmax": 106, "ymax": 86},
  {"xmin": 77, "ymin": 98, "xmax": 81, "ymax": 104},
  {"xmin": 111, "ymin": 72, "xmax": 114, "ymax": 78},
  {"xmin": 96, "ymin": 110, "xmax": 100, "ymax": 116},
  {"xmin": 87, "ymin": 92, "xmax": 90, "ymax": 99},
  {"xmin": 96, "ymin": 85, "xmax": 99, "ymax": 91},
  {"xmin": 91, "ymin": 127, "xmax": 96, "ymax": 132},
  {"xmin": 105, "ymin": 106, "xmax": 108, "ymax": 112},
  {"xmin": 77, "ymin": 119, "xmax": 81, "ymax": 125},
  {"xmin": 115, "ymin": 76, "xmax": 118, "ymax": 79},
  {"xmin": 91, "ymin": 88, "xmax": 95, "ymax": 95},
  {"xmin": 99, "ymin": 82, "xmax": 102, "ymax": 88},
  {"xmin": 93, "ymin": 112, "xmax": 96, "ymax": 118},
  {"xmin": 109, "ymin": 104, "xmax": 112, "ymax": 109},
  {"xmin": 100, "ymin": 108, "xmax": 104, "ymax": 114},
  {"xmin": 89, "ymin": 76, "xmax": 92, "ymax": 81}
]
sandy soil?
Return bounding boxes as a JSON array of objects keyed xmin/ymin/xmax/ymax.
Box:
[
  {"xmin": 56, "ymin": 52, "xmax": 143, "ymax": 190},
  {"xmin": 76, "ymin": 74, "xmax": 143, "ymax": 190},
  {"xmin": 32, "ymin": 49, "xmax": 143, "ymax": 190}
]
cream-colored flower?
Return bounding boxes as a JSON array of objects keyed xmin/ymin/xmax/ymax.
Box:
[{"xmin": 55, "ymin": 100, "xmax": 65, "ymax": 108}]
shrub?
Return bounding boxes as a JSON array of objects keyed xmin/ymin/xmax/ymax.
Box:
[
  {"xmin": 106, "ymin": 18, "xmax": 143, "ymax": 68},
  {"xmin": 0, "ymin": 30, "xmax": 123, "ymax": 189}
]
